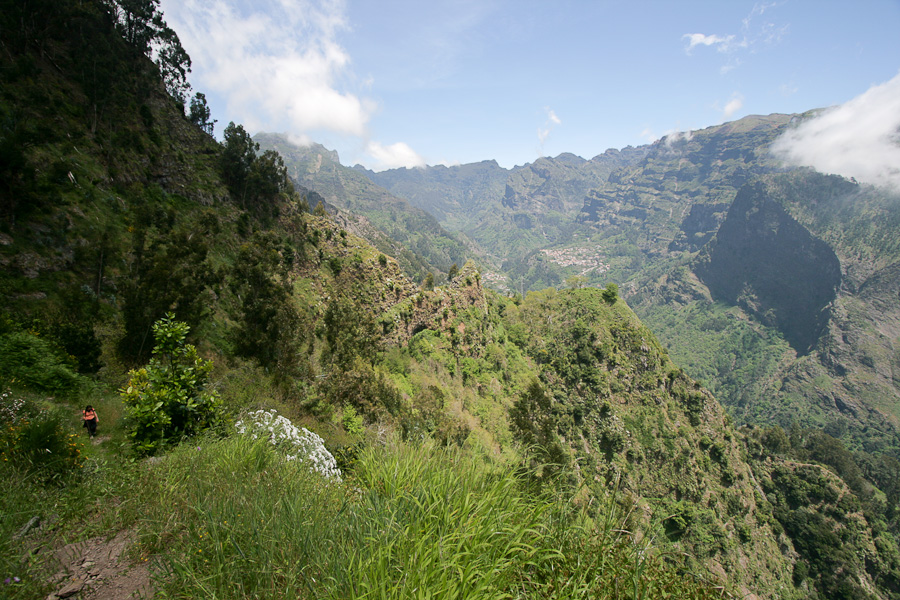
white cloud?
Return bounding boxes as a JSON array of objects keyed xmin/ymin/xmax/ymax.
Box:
[
  {"xmin": 538, "ymin": 107, "xmax": 562, "ymax": 151},
  {"xmin": 639, "ymin": 127, "xmax": 657, "ymax": 143},
  {"xmin": 779, "ymin": 82, "xmax": 799, "ymax": 96},
  {"xmin": 722, "ymin": 94, "xmax": 744, "ymax": 119},
  {"xmin": 719, "ymin": 59, "xmax": 741, "ymax": 75},
  {"xmin": 744, "ymin": 2, "xmax": 788, "ymax": 46},
  {"xmin": 770, "ymin": 71, "xmax": 900, "ymax": 192},
  {"xmin": 665, "ymin": 130, "xmax": 693, "ymax": 146},
  {"xmin": 161, "ymin": 0, "xmax": 426, "ymax": 171},
  {"xmin": 682, "ymin": 3, "xmax": 787, "ymax": 69},
  {"xmin": 160, "ymin": 0, "xmax": 372, "ymax": 136},
  {"xmin": 683, "ymin": 33, "xmax": 736, "ymax": 54},
  {"xmin": 365, "ymin": 141, "xmax": 426, "ymax": 171}
]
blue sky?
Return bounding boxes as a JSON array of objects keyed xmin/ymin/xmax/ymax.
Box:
[{"xmin": 160, "ymin": 0, "xmax": 900, "ymax": 174}]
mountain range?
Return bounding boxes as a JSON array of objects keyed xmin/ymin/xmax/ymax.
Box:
[{"xmin": 258, "ymin": 116, "xmax": 900, "ymax": 464}]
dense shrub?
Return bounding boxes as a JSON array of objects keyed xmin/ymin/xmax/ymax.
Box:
[
  {"xmin": 0, "ymin": 332, "xmax": 83, "ymax": 393},
  {"xmin": 121, "ymin": 315, "xmax": 222, "ymax": 456}
]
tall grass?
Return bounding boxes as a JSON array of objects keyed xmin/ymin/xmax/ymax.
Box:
[
  {"xmin": 140, "ymin": 435, "xmax": 722, "ymax": 599},
  {"xmin": 139, "ymin": 434, "xmax": 346, "ymax": 598}
]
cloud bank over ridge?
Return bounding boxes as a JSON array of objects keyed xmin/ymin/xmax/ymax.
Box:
[{"xmin": 771, "ymin": 72, "xmax": 900, "ymax": 192}]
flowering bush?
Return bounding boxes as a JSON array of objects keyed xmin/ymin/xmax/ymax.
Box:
[
  {"xmin": 236, "ymin": 409, "xmax": 341, "ymax": 481},
  {"xmin": 0, "ymin": 390, "xmax": 85, "ymax": 482}
]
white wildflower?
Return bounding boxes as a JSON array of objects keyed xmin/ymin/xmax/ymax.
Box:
[{"xmin": 235, "ymin": 409, "xmax": 342, "ymax": 481}]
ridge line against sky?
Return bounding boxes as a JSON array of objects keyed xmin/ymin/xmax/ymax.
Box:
[{"xmin": 161, "ymin": 0, "xmax": 900, "ymax": 186}]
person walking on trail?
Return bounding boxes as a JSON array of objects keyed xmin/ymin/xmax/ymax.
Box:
[{"xmin": 82, "ymin": 405, "xmax": 98, "ymax": 438}]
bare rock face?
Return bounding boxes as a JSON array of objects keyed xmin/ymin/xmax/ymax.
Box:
[{"xmin": 390, "ymin": 261, "xmax": 487, "ymax": 347}]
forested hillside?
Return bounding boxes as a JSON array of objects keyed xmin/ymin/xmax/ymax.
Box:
[{"xmin": 2, "ymin": 2, "xmax": 899, "ymax": 600}]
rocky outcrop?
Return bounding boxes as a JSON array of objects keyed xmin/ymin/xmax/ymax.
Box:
[
  {"xmin": 386, "ymin": 261, "xmax": 487, "ymax": 347},
  {"xmin": 669, "ymin": 202, "xmax": 730, "ymax": 251}
]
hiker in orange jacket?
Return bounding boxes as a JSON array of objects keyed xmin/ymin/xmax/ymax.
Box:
[{"xmin": 82, "ymin": 405, "xmax": 98, "ymax": 438}]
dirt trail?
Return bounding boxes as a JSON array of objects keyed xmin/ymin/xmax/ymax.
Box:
[{"xmin": 47, "ymin": 529, "xmax": 154, "ymax": 599}]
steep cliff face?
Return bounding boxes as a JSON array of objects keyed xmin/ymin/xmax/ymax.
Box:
[
  {"xmin": 634, "ymin": 171, "xmax": 900, "ymax": 461},
  {"xmin": 695, "ymin": 181, "xmax": 842, "ymax": 354},
  {"xmin": 815, "ymin": 260, "xmax": 900, "ymax": 430}
]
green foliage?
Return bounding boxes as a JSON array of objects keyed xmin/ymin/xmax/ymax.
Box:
[
  {"xmin": 566, "ymin": 275, "xmax": 586, "ymax": 289},
  {"xmin": 188, "ymin": 92, "xmax": 215, "ymax": 135},
  {"xmin": 602, "ymin": 282, "xmax": 619, "ymax": 304},
  {"xmin": 229, "ymin": 233, "xmax": 308, "ymax": 382},
  {"xmin": 341, "ymin": 405, "xmax": 364, "ymax": 436},
  {"xmin": 759, "ymin": 425, "xmax": 791, "ymax": 455},
  {"xmin": 638, "ymin": 300, "xmax": 792, "ymax": 427},
  {"xmin": 397, "ymin": 384, "xmax": 470, "ymax": 447},
  {"xmin": 220, "ymin": 122, "xmax": 259, "ymax": 200},
  {"xmin": 0, "ymin": 331, "xmax": 84, "ymax": 394},
  {"xmin": 0, "ymin": 103, "xmax": 38, "ymax": 223},
  {"xmin": 118, "ymin": 211, "xmax": 221, "ymax": 364},
  {"xmin": 121, "ymin": 314, "xmax": 222, "ymax": 456},
  {"xmin": 220, "ymin": 123, "xmax": 291, "ymax": 219},
  {"xmin": 320, "ymin": 292, "xmax": 381, "ymax": 370},
  {"xmin": 319, "ymin": 359, "xmax": 400, "ymax": 421},
  {"xmin": 509, "ymin": 379, "xmax": 569, "ymax": 480},
  {"xmin": 26, "ymin": 302, "xmax": 104, "ymax": 375},
  {"xmin": 107, "ymin": 0, "xmax": 192, "ymax": 103},
  {"xmin": 0, "ymin": 392, "xmax": 85, "ymax": 483},
  {"xmin": 755, "ymin": 439, "xmax": 900, "ymax": 600}
]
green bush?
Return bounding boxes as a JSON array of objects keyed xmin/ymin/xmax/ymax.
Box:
[
  {"xmin": 0, "ymin": 332, "xmax": 83, "ymax": 393},
  {"xmin": 121, "ymin": 314, "xmax": 222, "ymax": 456},
  {"xmin": 0, "ymin": 391, "xmax": 85, "ymax": 483},
  {"xmin": 602, "ymin": 282, "xmax": 619, "ymax": 304}
]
